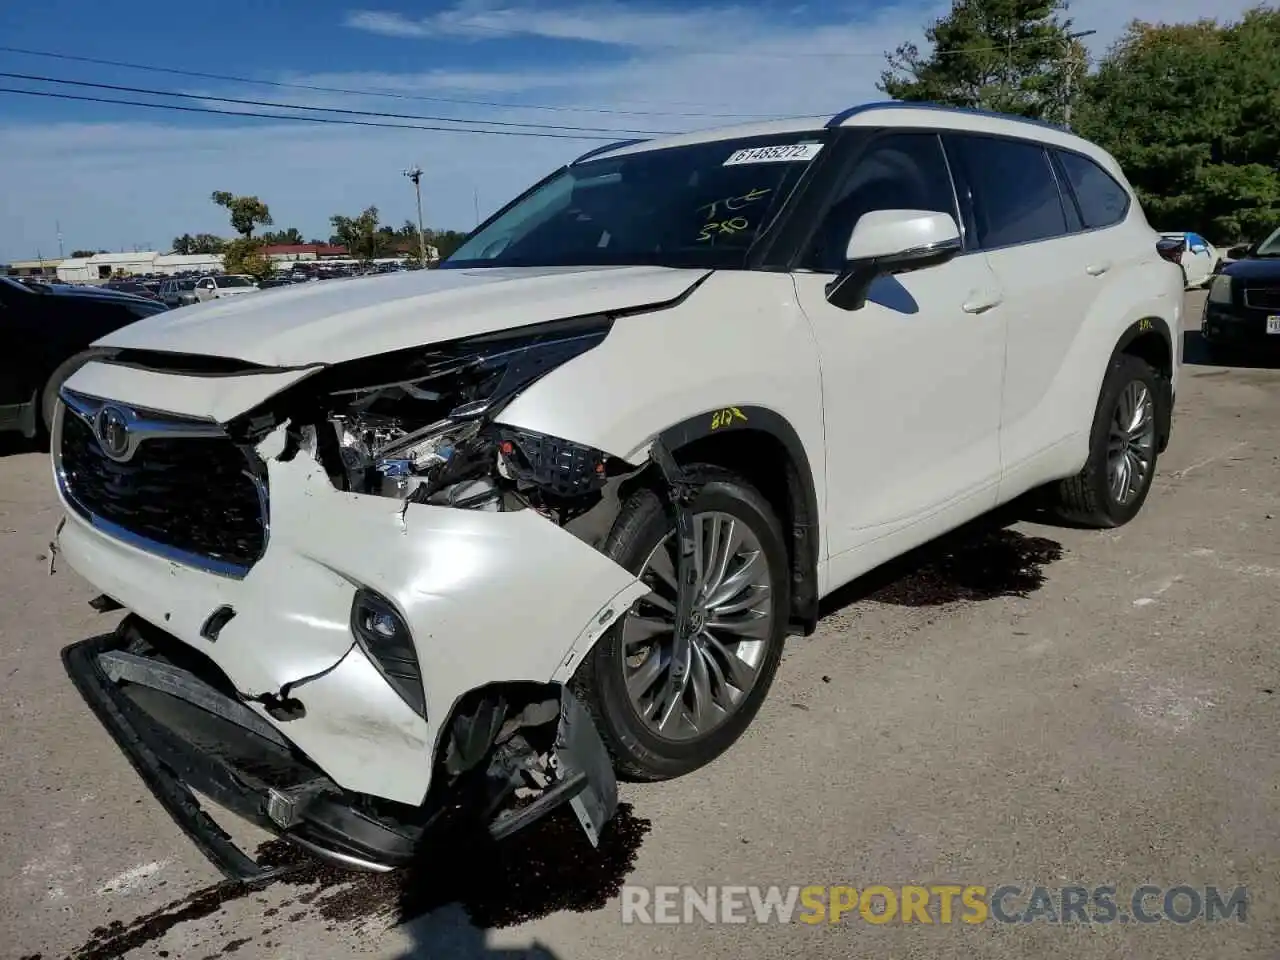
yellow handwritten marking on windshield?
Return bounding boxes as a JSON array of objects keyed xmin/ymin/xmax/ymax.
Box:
[
  {"xmin": 696, "ymin": 217, "xmax": 750, "ymax": 242},
  {"xmin": 698, "ymin": 187, "xmax": 772, "ymax": 220}
]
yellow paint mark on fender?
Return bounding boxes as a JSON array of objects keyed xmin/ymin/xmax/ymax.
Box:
[{"xmin": 710, "ymin": 407, "xmax": 748, "ymax": 430}]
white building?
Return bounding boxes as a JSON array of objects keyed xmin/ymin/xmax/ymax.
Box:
[
  {"xmin": 57, "ymin": 251, "xmax": 225, "ymax": 283},
  {"xmin": 154, "ymin": 253, "xmax": 224, "ymax": 275}
]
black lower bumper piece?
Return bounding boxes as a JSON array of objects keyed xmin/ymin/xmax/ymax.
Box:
[
  {"xmin": 63, "ymin": 633, "xmax": 295, "ymax": 883},
  {"xmin": 62, "ymin": 620, "xmax": 620, "ymax": 883}
]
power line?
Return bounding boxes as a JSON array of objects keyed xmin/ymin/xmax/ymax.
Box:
[
  {"xmin": 0, "ymin": 44, "xmax": 784, "ymax": 119},
  {"xmin": 0, "ymin": 87, "xmax": 622, "ymax": 140},
  {"xmin": 0, "ymin": 71, "xmax": 674, "ymax": 135}
]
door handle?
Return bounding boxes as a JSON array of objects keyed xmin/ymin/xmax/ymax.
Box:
[
  {"xmin": 1086, "ymin": 261, "xmax": 1112, "ymax": 276},
  {"xmin": 962, "ymin": 290, "xmax": 1003, "ymax": 314}
]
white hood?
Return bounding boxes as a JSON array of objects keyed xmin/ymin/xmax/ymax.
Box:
[{"xmin": 97, "ymin": 265, "xmax": 709, "ymax": 367}]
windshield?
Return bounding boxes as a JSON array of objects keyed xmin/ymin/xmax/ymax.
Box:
[
  {"xmin": 218, "ymin": 275, "xmax": 255, "ymax": 287},
  {"xmin": 443, "ymin": 133, "xmax": 828, "ymax": 270},
  {"xmin": 1254, "ymin": 226, "xmax": 1280, "ymax": 256}
]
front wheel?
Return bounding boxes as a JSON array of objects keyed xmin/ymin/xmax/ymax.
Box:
[
  {"xmin": 573, "ymin": 471, "xmax": 790, "ymax": 781},
  {"xmin": 1051, "ymin": 353, "xmax": 1162, "ymax": 528}
]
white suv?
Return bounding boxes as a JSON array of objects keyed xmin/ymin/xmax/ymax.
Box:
[
  {"xmin": 53, "ymin": 103, "xmax": 1181, "ymax": 880},
  {"xmin": 193, "ymin": 273, "xmax": 259, "ymax": 301}
]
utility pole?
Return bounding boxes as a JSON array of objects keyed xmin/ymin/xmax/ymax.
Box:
[
  {"xmin": 404, "ymin": 165, "xmax": 427, "ymax": 265},
  {"xmin": 1062, "ymin": 29, "xmax": 1096, "ymax": 131},
  {"xmin": 56, "ymin": 220, "xmax": 64, "ymax": 259}
]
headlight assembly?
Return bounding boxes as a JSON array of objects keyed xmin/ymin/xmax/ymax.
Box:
[
  {"xmin": 1207, "ymin": 275, "xmax": 1233, "ymax": 304},
  {"xmin": 286, "ymin": 316, "xmax": 618, "ymax": 509}
]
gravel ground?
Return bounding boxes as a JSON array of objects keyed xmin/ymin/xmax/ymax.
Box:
[{"xmin": 2, "ymin": 290, "xmax": 1277, "ymax": 960}]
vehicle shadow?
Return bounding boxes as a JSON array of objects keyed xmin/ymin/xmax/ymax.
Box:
[
  {"xmin": 393, "ymin": 906, "xmax": 561, "ymax": 960},
  {"xmin": 817, "ymin": 496, "xmax": 1066, "ymax": 615},
  {"xmin": 1183, "ymin": 330, "xmax": 1280, "ymax": 368},
  {"xmin": 0, "ymin": 431, "xmax": 47, "ymax": 458}
]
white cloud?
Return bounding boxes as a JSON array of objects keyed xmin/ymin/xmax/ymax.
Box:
[{"xmin": 0, "ymin": 0, "xmax": 1262, "ymax": 261}]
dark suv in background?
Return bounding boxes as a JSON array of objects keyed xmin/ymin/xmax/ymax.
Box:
[
  {"xmin": 0, "ymin": 278, "xmax": 168, "ymax": 438},
  {"xmin": 1202, "ymin": 225, "xmax": 1280, "ymax": 356}
]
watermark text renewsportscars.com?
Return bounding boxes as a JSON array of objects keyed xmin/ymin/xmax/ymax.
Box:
[{"xmin": 621, "ymin": 884, "xmax": 1248, "ymax": 925}]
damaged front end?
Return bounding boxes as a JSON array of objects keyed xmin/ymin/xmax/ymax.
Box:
[
  {"xmin": 64, "ymin": 616, "xmax": 618, "ymax": 882},
  {"xmin": 54, "ymin": 314, "xmax": 656, "ymax": 883}
]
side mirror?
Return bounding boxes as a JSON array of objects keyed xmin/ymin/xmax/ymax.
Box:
[{"xmin": 826, "ymin": 209, "xmax": 962, "ymax": 311}]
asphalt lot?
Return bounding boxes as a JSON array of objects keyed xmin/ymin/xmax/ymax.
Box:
[{"xmin": 2, "ymin": 290, "xmax": 1277, "ymax": 960}]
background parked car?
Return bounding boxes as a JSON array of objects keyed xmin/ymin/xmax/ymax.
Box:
[
  {"xmin": 1160, "ymin": 231, "xmax": 1220, "ymax": 288},
  {"xmin": 159, "ymin": 277, "xmax": 200, "ymax": 308},
  {"xmin": 193, "ymin": 274, "xmax": 260, "ymax": 302},
  {"xmin": 0, "ymin": 277, "xmax": 168, "ymax": 438},
  {"xmin": 102, "ymin": 279, "xmax": 162, "ymax": 301}
]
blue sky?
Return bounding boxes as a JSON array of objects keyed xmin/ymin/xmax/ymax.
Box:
[{"xmin": 0, "ymin": 0, "xmax": 1254, "ymax": 262}]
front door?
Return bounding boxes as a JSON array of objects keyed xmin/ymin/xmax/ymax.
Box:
[{"xmin": 790, "ymin": 131, "xmax": 1006, "ymax": 564}]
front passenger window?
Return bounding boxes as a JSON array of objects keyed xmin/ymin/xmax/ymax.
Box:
[{"xmin": 808, "ymin": 133, "xmax": 958, "ymax": 273}]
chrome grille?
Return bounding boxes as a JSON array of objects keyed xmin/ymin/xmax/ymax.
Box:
[
  {"xmin": 1242, "ymin": 287, "xmax": 1280, "ymax": 311},
  {"xmin": 56, "ymin": 391, "xmax": 268, "ymax": 577}
]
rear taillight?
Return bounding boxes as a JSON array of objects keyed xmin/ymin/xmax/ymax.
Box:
[{"xmin": 1156, "ymin": 238, "xmax": 1186, "ymax": 264}]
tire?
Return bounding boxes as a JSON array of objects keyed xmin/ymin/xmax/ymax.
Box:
[
  {"xmin": 41, "ymin": 348, "xmax": 111, "ymax": 434},
  {"xmin": 572, "ymin": 468, "xmax": 791, "ymax": 781},
  {"xmin": 1052, "ymin": 353, "xmax": 1162, "ymax": 528}
]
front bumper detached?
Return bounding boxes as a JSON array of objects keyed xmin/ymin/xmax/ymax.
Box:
[{"xmin": 63, "ymin": 620, "xmax": 620, "ymax": 883}]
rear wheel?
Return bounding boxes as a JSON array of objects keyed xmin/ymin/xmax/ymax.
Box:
[
  {"xmin": 573, "ymin": 471, "xmax": 790, "ymax": 781},
  {"xmin": 1052, "ymin": 353, "xmax": 1161, "ymax": 528}
]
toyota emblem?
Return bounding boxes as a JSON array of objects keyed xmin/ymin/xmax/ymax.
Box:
[{"xmin": 94, "ymin": 406, "xmax": 132, "ymax": 461}]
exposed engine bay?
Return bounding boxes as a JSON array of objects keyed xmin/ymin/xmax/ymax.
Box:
[{"xmin": 228, "ymin": 315, "xmax": 636, "ymax": 525}]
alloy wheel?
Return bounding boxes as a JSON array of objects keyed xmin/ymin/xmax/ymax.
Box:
[
  {"xmin": 1106, "ymin": 380, "xmax": 1156, "ymax": 505},
  {"xmin": 621, "ymin": 510, "xmax": 775, "ymax": 742}
]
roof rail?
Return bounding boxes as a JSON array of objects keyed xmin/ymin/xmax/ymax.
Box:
[
  {"xmin": 826, "ymin": 100, "xmax": 1067, "ymax": 133},
  {"xmin": 571, "ymin": 138, "xmax": 648, "ymax": 164}
]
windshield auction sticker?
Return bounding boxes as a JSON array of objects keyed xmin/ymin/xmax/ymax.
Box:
[{"xmin": 723, "ymin": 142, "xmax": 823, "ymax": 165}]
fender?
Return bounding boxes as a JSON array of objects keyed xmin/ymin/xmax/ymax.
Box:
[
  {"xmin": 1104, "ymin": 316, "xmax": 1175, "ymax": 454},
  {"xmin": 654, "ymin": 405, "xmax": 820, "ymax": 635}
]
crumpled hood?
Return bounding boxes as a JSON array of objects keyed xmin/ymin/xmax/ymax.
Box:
[{"xmin": 95, "ymin": 265, "xmax": 710, "ymax": 367}]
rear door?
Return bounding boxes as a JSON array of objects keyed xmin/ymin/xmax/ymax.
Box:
[{"xmin": 944, "ymin": 133, "xmax": 1111, "ymax": 485}]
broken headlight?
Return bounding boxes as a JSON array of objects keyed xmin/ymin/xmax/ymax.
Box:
[{"xmin": 316, "ymin": 317, "xmax": 614, "ymax": 509}]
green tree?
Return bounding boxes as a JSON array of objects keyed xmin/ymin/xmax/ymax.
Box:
[
  {"xmin": 880, "ymin": 0, "xmax": 1080, "ymax": 122},
  {"xmin": 221, "ymin": 237, "xmax": 275, "ymax": 281},
  {"xmin": 329, "ymin": 206, "xmax": 391, "ymax": 261},
  {"xmin": 1076, "ymin": 9, "xmax": 1280, "ymax": 242},
  {"xmin": 171, "ymin": 234, "xmax": 195, "ymax": 255},
  {"xmin": 191, "ymin": 234, "xmax": 226, "ymax": 254},
  {"xmin": 210, "ymin": 191, "xmax": 273, "ymax": 238},
  {"xmin": 428, "ymin": 229, "xmax": 469, "ymax": 261},
  {"xmin": 69, "ymin": 249, "xmax": 97, "ymax": 258},
  {"xmin": 259, "ymin": 227, "xmax": 305, "ymax": 245}
]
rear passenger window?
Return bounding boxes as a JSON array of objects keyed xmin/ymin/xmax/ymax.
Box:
[
  {"xmin": 1056, "ymin": 151, "xmax": 1128, "ymax": 229},
  {"xmin": 951, "ymin": 136, "xmax": 1067, "ymax": 248}
]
